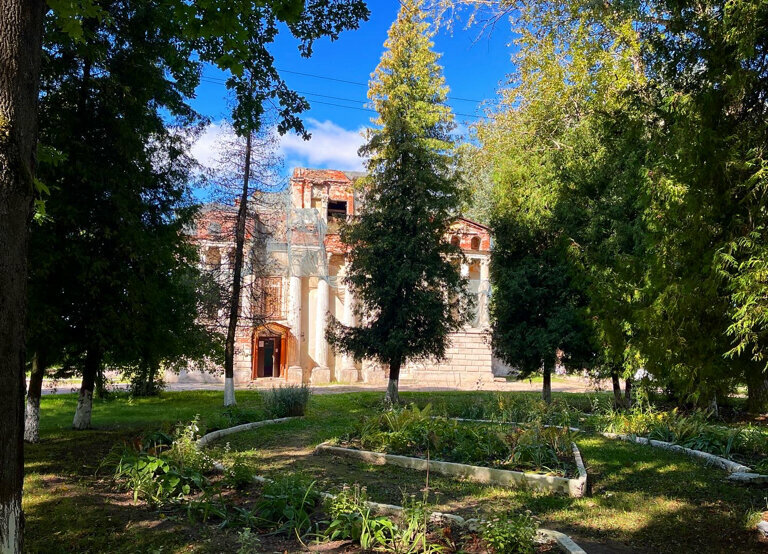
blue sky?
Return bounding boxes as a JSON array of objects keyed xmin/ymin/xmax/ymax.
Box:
[{"xmin": 189, "ymin": 3, "xmax": 514, "ymax": 175}]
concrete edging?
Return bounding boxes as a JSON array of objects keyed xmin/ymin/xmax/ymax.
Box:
[
  {"xmin": 315, "ymin": 442, "xmax": 587, "ymax": 497},
  {"xmin": 194, "ymin": 417, "xmax": 587, "ymax": 552},
  {"xmin": 443, "ymin": 416, "xmax": 762, "ymax": 484},
  {"xmin": 195, "ymin": 416, "xmax": 300, "ymax": 448},
  {"xmin": 599, "ymin": 432, "xmax": 753, "ymax": 474}
]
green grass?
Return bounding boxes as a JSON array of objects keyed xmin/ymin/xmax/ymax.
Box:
[{"xmin": 24, "ymin": 390, "xmax": 768, "ymax": 553}]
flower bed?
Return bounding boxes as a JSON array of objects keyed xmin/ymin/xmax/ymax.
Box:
[{"xmin": 342, "ymin": 404, "xmax": 580, "ymax": 478}]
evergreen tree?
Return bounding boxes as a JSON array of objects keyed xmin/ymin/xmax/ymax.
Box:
[
  {"xmin": 327, "ymin": 0, "xmax": 470, "ymax": 404},
  {"xmin": 31, "ymin": 1, "xmax": 212, "ymax": 429}
]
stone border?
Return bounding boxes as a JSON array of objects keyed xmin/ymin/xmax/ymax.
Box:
[
  {"xmin": 194, "ymin": 417, "xmax": 587, "ymax": 553},
  {"xmin": 443, "ymin": 416, "xmax": 764, "ymax": 485},
  {"xmin": 315, "ymin": 442, "xmax": 588, "ymax": 497},
  {"xmin": 598, "ymin": 432, "xmax": 764, "ymax": 484},
  {"xmin": 195, "ymin": 416, "xmax": 299, "ymax": 448}
]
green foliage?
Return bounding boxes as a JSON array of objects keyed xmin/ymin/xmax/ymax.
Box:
[
  {"xmin": 324, "ymin": 484, "xmax": 371, "ymax": 542},
  {"xmin": 224, "ymin": 452, "xmax": 256, "ymax": 490},
  {"xmin": 353, "ymin": 404, "xmax": 575, "ymax": 476},
  {"xmin": 464, "ymin": 0, "xmax": 768, "ymax": 411},
  {"xmin": 479, "ymin": 512, "xmax": 538, "ymax": 554},
  {"xmin": 256, "ymin": 475, "xmax": 320, "ymax": 537},
  {"xmin": 324, "ymin": 485, "xmax": 443, "ymax": 553},
  {"xmin": 235, "ymin": 528, "xmax": 261, "ymax": 554},
  {"xmin": 105, "ymin": 422, "xmax": 211, "ymax": 507},
  {"xmin": 261, "ymin": 385, "xmax": 312, "ymax": 418},
  {"xmin": 593, "ymin": 405, "xmax": 768, "ymax": 463},
  {"xmin": 326, "ymin": 0, "xmax": 470, "ymax": 403},
  {"xmin": 205, "ymin": 405, "xmax": 265, "ymax": 432},
  {"xmin": 165, "ymin": 417, "xmax": 216, "ymax": 474}
]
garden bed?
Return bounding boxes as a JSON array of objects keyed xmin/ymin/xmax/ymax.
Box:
[
  {"xmin": 326, "ymin": 405, "xmax": 588, "ymax": 496},
  {"xmin": 316, "ymin": 441, "xmax": 588, "ymax": 497},
  {"xmin": 25, "ymin": 390, "xmax": 768, "ymax": 553}
]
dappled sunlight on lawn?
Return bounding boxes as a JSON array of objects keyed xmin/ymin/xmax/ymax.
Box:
[{"xmin": 24, "ymin": 390, "xmax": 768, "ymax": 553}]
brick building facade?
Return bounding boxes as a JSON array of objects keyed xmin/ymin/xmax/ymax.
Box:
[{"xmin": 169, "ymin": 168, "xmax": 501, "ymax": 387}]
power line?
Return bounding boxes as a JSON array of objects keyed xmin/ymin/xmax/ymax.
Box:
[
  {"xmin": 199, "ymin": 76, "xmax": 483, "ymax": 120},
  {"xmin": 200, "ymin": 69, "xmax": 484, "ymax": 104}
]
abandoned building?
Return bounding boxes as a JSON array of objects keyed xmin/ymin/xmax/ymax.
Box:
[{"xmin": 169, "ymin": 168, "xmax": 502, "ymax": 387}]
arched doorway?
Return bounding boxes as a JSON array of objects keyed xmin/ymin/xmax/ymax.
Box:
[{"xmin": 251, "ymin": 323, "xmax": 291, "ymax": 379}]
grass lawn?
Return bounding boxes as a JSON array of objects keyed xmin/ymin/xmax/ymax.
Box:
[{"xmin": 25, "ymin": 390, "xmax": 767, "ymax": 553}]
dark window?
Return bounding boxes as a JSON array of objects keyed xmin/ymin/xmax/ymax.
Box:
[
  {"xmin": 450, "ymin": 236, "xmax": 461, "ymax": 248},
  {"xmin": 327, "ymin": 200, "xmax": 348, "ymax": 218},
  {"xmin": 471, "ymin": 236, "xmax": 481, "ymax": 250}
]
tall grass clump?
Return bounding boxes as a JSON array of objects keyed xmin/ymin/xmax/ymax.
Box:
[{"xmin": 262, "ymin": 385, "xmax": 312, "ymax": 418}]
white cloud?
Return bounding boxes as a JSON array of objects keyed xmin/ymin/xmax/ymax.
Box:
[
  {"xmin": 278, "ymin": 118, "xmax": 366, "ymax": 171},
  {"xmin": 189, "ymin": 120, "xmax": 232, "ymax": 170},
  {"xmin": 190, "ymin": 118, "xmax": 367, "ymax": 173}
]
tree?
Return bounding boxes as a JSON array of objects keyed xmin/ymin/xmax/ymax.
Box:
[
  {"xmin": 327, "ymin": 0, "xmax": 471, "ymax": 404},
  {"xmin": 30, "ymin": 1, "xmax": 213, "ymax": 430},
  {"xmin": 208, "ymin": 121, "xmax": 284, "ymax": 407},
  {"xmin": 0, "ymin": 0, "xmax": 45, "ymax": 549},
  {"xmin": 484, "ymin": 110, "xmax": 595, "ymax": 403},
  {"xmin": 3, "ymin": 0, "xmax": 370, "ymax": 547}
]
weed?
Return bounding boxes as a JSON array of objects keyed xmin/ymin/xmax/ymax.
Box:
[
  {"xmin": 236, "ymin": 528, "xmax": 261, "ymax": 554},
  {"xmin": 480, "ymin": 511, "xmax": 538, "ymax": 554},
  {"xmin": 224, "ymin": 451, "xmax": 256, "ymax": 489},
  {"xmin": 256, "ymin": 474, "xmax": 320, "ymax": 538}
]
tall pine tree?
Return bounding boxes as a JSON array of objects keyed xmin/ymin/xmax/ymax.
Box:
[{"xmin": 327, "ymin": 0, "xmax": 470, "ymax": 404}]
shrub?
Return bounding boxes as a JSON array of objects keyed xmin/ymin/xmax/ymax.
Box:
[
  {"xmin": 262, "ymin": 385, "xmax": 312, "ymax": 418},
  {"xmin": 480, "ymin": 512, "xmax": 538, "ymax": 554},
  {"xmin": 165, "ymin": 417, "xmax": 215, "ymax": 474}
]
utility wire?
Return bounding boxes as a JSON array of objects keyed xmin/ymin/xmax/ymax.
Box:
[
  {"xmin": 199, "ymin": 76, "xmax": 484, "ymax": 120},
  {"xmin": 200, "ymin": 69, "xmax": 484, "ymax": 103}
]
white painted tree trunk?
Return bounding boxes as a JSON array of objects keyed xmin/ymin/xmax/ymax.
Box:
[
  {"xmin": 72, "ymin": 389, "xmax": 93, "ymax": 430},
  {"xmin": 0, "ymin": 496, "xmax": 22, "ymax": 554},
  {"xmin": 24, "ymin": 396, "xmax": 39, "ymax": 443},
  {"xmin": 224, "ymin": 377, "xmax": 236, "ymax": 407}
]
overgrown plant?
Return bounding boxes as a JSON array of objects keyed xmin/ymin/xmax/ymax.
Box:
[
  {"xmin": 352, "ymin": 404, "xmax": 576, "ymax": 476},
  {"xmin": 262, "ymin": 385, "xmax": 311, "ymax": 418},
  {"xmin": 256, "ymin": 475, "xmax": 320, "ymax": 538},
  {"xmin": 480, "ymin": 512, "xmax": 538, "ymax": 554}
]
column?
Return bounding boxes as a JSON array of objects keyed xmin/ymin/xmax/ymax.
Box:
[
  {"xmin": 311, "ymin": 276, "xmax": 331, "ymax": 383},
  {"xmin": 461, "ymin": 262, "xmax": 470, "ymax": 278},
  {"xmin": 478, "ymin": 258, "xmax": 491, "ymax": 327},
  {"xmin": 286, "ymin": 275, "xmax": 304, "ymax": 383},
  {"xmin": 338, "ymin": 285, "xmax": 360, "ymax": 382}
]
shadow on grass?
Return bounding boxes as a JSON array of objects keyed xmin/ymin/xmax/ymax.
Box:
[{"xmin": 26, "ymin": 390, "xmax": 768, "ymax": 553}]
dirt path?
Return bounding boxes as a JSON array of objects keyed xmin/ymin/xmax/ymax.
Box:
[{"xmin": 35, "ymin": 375, "xmax": 608, "ymax": 396}]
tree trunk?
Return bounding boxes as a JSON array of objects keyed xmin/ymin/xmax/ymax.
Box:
[
  {"xmin": 24, "ymin": 353, "xmax": 44, "ymax": 443},
  {"xmin": 224, "ymin": 130, "xmax": 253, "ymax": 407},
  {"xmin": 0, "ymin": 0, "xmax": 45, "ymax": 550},
  {"xmin": 624, "ymin": 377, "xmax": 633, "ymax": 409},
  {"xmin": 611, "ymin": 370, "xmax": 623, "ymax": 408},
  {"xmin": 73, "ymin": 349, "xmax": 100, "ymax": 430},
  {"xmin": 745, "ymin": 365, "xmax": 768, "ymax": 414},
  {"xmin": 385, "ymin": 358, "xmax": 401, "ymax": 405},
  {"xmin": 542, "ymin": 364, "xmax": 552, "ymax": 404}
]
